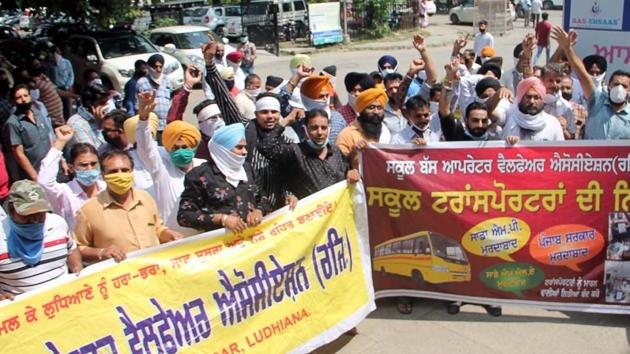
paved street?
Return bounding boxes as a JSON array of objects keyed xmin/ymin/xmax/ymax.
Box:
[
  {"xmin": 184, "ymin": 11, "xmax": 564, "ymax": 122},
  {"xmin": 182, "ymin": 12, "xmax": 630, "ymax": 353}
]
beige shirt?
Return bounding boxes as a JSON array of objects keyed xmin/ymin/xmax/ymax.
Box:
[
  {"xmin": 74, "ymin": 188, "xmax": 168, "ymax": 253},
  {"xmin": 234, "ymin": 91, "xmax": 256, "ymax": 120},
  {"xmin": 335, "ymin": 120, "xmax": 392, "ymax": 156}
]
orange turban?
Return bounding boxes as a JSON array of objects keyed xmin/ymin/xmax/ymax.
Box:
[
  {"xmin": 300, "ymin": 75, "xmax": 330, "ymax": 100},
  {"xmin": 481, "ymin": 46, "xmax": 496, "ymax": 58},
  {"xmin": 124, "ymin": 113, "xmax": 158, "ymax": 145},
  {"xmin": 355, "ymin": 88, "xmax": 387, "ymax": 113},
  {"xmin": 161, "ymin": 120, "xmax": 201, "ymax": 152}
]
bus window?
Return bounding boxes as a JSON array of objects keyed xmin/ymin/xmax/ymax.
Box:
[
  {"xmin": 430, "ymin": 233, "xmax": 468, "ymax": 264},
  {"xmin": 384, "ymin": 243, "xmax": 392, "ymax": 255},
  {"xmin": 374, "ymin": 246, "xmax": 382, "ymax": 257},
  {"xmin": 392, "ymin": 241, "xmax": 402, "ymax": 254},
  {"xmin": 401, "ymin": 239, "xmax": 414, "ymax": 254},
  {"xmin": 414, "ymin": 236, "xmax": 430, "ymax": 255}
]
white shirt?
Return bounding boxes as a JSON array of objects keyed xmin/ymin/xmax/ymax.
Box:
[
  {"xmin": 473, "ymin": 32, "xmax": 495, "ymax": 57},
  {"xmin": 128, "ymin": 149, "xmax": 157, "ymax": 201},
  {"xmin": 383, "ymin": 103, "xmax": 407, "ymax": 136},
  {"xmin": 37, "ymin": 148, "xmax": 106, "ymax": 230},
  {"xmin": 0, "ymin": 213, "xmax": 75, "ymax": 295},
  {"xmin": 532, "ymin": 0, "xmax": 543, "ymax": 14},
  {"xmin": 501, "ymin": 110, "xmax": 565, "ymax": 141},
  {"xmin": 544, "ymin": 96, "xmax": 576, "ymax": 135},
  {"xmin": 391, "ymin": 121, "xmax": 441, "ymax": 145},
  {"xmin": 136, "ymin": 120, "xmax": 203, "ymax": 236},
  {"xmin": 234, "ymin": 91, "xmax": 256, "ymax": 120}
]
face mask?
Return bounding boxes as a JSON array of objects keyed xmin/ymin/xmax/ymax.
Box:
[
  {"xmin": 592, "ymin": 73, "xmax": 605, "ymax": 87},
  {"xmin": 543, "ymin": 91, "xmax": 560, "ymax": 105},
  {"xmin": 241, "ymin": 37, "xmax": 248, "ymax": 44},
  {"xmin": 199, "ymin": 118, "xmax": 225, "ymax": 137},
  {"xmin": 348, "ymin": 94, "xmax": 357, "ymax": 110},
  {"xmin": 306, "ymin": 137, "xmax": 329, "ymax": 150},
  {"xmin": 170, "ymin": 148, "xmax": 195, "ymax": 168},
  {"xmin": 245, "ymin": 88, "xmax": 261, "ymax": 98},
  {"xmin": 609, "ymin": 84, "xmax": 628, "ymax": 104},
  {"xmin": 429, "ymin": 101, "xmax": 439, "ymax": 114},
  {"xmin": 224, "ymin": 80, "xmax": 235, "ymax": 90},
  {"xmin": 561, "ymin": 91, "xmax": 572, "ymax": 101},
  {"xmin": 228, "ymin": 61, "xmax": 240, "ymax": 71},
  {"xmin": 15, "ymin": 102, "xmax": 32, "ymax": 114},
  {"xmin": 215, "ymin": 54, "xmax": 223, "ymax": 61},
  {"xmin": 7, "ymin": 219, "xmax": 45, "ymax": 265},
  {"xmin": 90, "ymin": 78, "xmax": 103, "ymax": 87},
  {"xmin": 104, "ymin": 172, "xmax": 134, "ymax": 195},
  {"xmin": 479, "ymin": 28, "xmax": 486, "ymax": 33},
  {"xmin": 475, "ymin": 96, "xmax": 489, "ymax": 104},
  {"xmin": 30, "ymin": 89, "xmax": 40, "ymax": 101},
  {"xmin": 148, "ymin": 68, "xmax": 162, "ymax": 85},
  {"xmin": 75, "ymin": 168, "xmax": 100, "ymax": 187},
  {"xmin": 380, "ymin": 68, "xmax": 396, "ymax": 76}
]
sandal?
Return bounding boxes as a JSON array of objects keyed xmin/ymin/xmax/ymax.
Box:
[{"xmin": 396, "ymin": 297, "xmax": 413, "ymax": 315}]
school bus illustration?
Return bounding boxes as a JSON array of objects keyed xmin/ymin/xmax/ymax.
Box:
[{"xmin": 373, "ymin": 231, "xmax": 471, "ymax": 284}]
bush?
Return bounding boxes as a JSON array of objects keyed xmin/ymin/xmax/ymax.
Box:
[{"xmin": 152, "ymin": 17, "xmax": 179, "ymax": 28}]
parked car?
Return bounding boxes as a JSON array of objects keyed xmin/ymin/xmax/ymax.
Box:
[
  {"xmin": 149, "ymin": 25, "xmax": 209, "ymax": 70},
  {"xmin": 224, "ymin": 6, "xmax": 244, "ymax": 37},
  {"xmin": 64, "ymin": 30, "xmax": 184, "ymax": 92},
  {"xmin": 242, "ymin": 0, "xmax": 308, "ymax": 37},
  {"xmin": 0, "ymin": 25, "xmax": 20, "ymax": 40},
  {"xmin": 182, "ymin": 7, "xmax": 198, "ymax": 25},
  {"xmin": 542, "ymin": 0, "xmax": 562, "ymax": 10},
  {"xmin": 426, "ymin": 0, "xmax": 437, "ymax": 16},
  {"xmin": 448, "ymin": 0, "xmax": 475, "ymax": 24},
  {"xmin": 189, "ymin": 6, "xmax": 233, "ymax": 36}
]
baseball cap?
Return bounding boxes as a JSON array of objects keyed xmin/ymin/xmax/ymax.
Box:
[{"xmin": 8, "ymin": 180, "xmax": 51, "ymax": 216}]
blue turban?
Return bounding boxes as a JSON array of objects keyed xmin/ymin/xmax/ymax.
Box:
[
  {"xmin": 377, "ymin": 55, "xmax": 398, "ymax": 70},
  {"xmin": 147, "ymin": 54, "xmax": 165, "ymax": 67},
  {"xmin": 212, "ymin": 123, "xmax": 245, "ymax": 150}
]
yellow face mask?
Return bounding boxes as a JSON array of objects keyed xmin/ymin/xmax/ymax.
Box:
[{"xmin": 103, "ymin": 172, "xmax": 134, "ymax": 195}]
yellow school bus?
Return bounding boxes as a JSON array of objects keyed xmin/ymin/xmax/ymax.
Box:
[{"xmin": 372, "ymin": 231, "xmax": 471, "ymax": 284}]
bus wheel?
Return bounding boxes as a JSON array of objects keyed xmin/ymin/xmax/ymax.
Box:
[
  {"xmin": 380, "ymin": 267, "xmax": 386, "ymax": 277},
  {"xmin": 412, "ymin": 270, "xmax": 424, "ymax": 285}
]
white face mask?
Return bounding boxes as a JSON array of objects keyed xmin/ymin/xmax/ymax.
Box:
[
  {"xmin": 593, "ymin": 72, "xmax": 606, "ymax": 88},
  {"xmin": 30, "ymin": 89, "xmax": 40, "ymax": 101},
  {"xmin": 148, "ymin": 68, "xmax": 162, "ymax": 85},
  {"xmin": 380, "ymin": 68, "xmax": 396, "ymax": 76},
  {"xmin": 543, "ymin": 91, "xmax": 560, "ymax": 105},
  {"xmin": 245, "ymin": 88, "xmax": 261, "ymax": 98},
  {"xmin": 89, "ymin": 78, "xmax": 103, "ymax": 87},
  {"xmin": 199, "ymin": 117, "xmax": 225, "ymax": 137},
  {"xmin": 609, "ymin": 84, "xmax": 628, "ymax": 104},
  {"xmin": 475, "ymin": 96, "xmax": 489, "ymax": 104},
  {"xmin": 348, "ymin": 94, "xmax": 357, "ymax": 110},
  {"xmin": 429, "ymin": 101, "xmax": 439, "ymax": 114},
  {"xmin": 228, "ymin": 61, "xmax": 240, "ymax": 71}
]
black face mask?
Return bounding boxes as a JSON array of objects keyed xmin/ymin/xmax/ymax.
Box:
[
  {"xmin": 15, "ymin": 102, "xmax": 32, "ymax": 114},
  {"xmin": 224, "ymin": 79, "xmax": 235, "ymax": 90},
  {"xmin": 561, "ymin": 91, "xmax": 572, "ymax": 101},
  {"xmin": 479, "ymin": 28, "xmax": 486, "ymax": 33}
]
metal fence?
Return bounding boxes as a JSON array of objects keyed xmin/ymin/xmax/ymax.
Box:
[{"xmin": 345, "ymin": 0, "xmax": 421, "ymax": 39}]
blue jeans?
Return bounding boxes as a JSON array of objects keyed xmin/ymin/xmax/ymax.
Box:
[
  {"xmin": 534, "ymin": 45, "xmax": 550, "ymax": 65},
  {"xmin": 242, "ymin": 66, "xmax": 255, "ymax": 74}
]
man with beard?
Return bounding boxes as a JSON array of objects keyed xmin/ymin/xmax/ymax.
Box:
[
  {"xmin": 473, "ymin": 20, "xmax": 494, "ymax": 65},
  {"xmin": 67, "ymin": 84, "xmax": 110, "ymax": 149},
  {"xmin": 123, "ymin": 60, "xmax": 148, "ymax": 116},
  {"xmin": 559, "ymin": 75, "xmax": 587, "ymax": 139},
  {"xmin": 501, "ymin": 77, "xmax": 564, "ymax": 142},
  {"xmin": 541, "ymin": 63, "xmax": 576, "ymax": 139},
  {"xmin": 553, "ymin": 26, "xmax": 630, "ymax": 140},
  {"xmin": 136, "ymin": 54, "xmax": 173, "ymax": 142},
  {"xmin": 337, "ymin": 72, "xmax": 375, "ymax": 124},
  {"xmin": 335, "ymin": 88, "xmax": 390, "ymax": 167}
]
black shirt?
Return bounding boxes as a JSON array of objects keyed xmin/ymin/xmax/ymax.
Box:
[
  {"xmin": 177, "ymin": 159, "xmax": 258, "ymax": 232},
  {"xmin": 259, "ymin": 128, "xmax": 350, "ymax": 199},
  {"xmin": 439, "ymin": 112, "xmax": 474, "ymax": 141}
]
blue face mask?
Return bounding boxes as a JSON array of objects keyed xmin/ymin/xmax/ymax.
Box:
[
  {"xmin": 170, "ymin": 148, "xmax": 195, "ymax": 168},
  {"xmin": 75, "ymin": 169, "xmax": 100, "ymax": 186},
  {"xmin": 7, "ymin": 218, "xmax": 45, "ymax": 265},
  {"xmin": 306, "ymin": 137, "xmax": 329, "ymax": 150}
]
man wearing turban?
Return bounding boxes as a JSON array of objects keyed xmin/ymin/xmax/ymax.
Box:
[
  {"xmin": 337, "ymin": 72, "xmax": 375, "ymax": 124},
  {"xmin": 136, "ymin": 53, "xmax": 173, "ymax": 140},
  {"xmin": 298, "ymin": 75, "xmax": 346, "ymax": 142},
  {"xmin": 335, "ymin": 88, "xmax": 391, "ymax": 167},
  {"xmin": 501, "ymin": 77, "xmax": 564, "ymax": 142},
  {"xmin": 178, "ymin": 123, "xmax": 263, "ymax": 233},
  {"xmin": 226, "ymin": 51, "xmax": 246, "ymax": 90},
  {"xmin": 136, "ymin": 92, "xmax": 204, "ymax": 235}
]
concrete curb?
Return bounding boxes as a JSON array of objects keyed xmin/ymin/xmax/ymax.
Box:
[{"xmin": 279, "ymin": 39, "xmax": 454, "ymax": 56}]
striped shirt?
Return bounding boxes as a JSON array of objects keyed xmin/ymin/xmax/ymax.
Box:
[{"xmin": 0, "ymin": 213, "xmax": 75, "ymax": 295}]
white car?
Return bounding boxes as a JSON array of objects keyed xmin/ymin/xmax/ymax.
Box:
[
  {"xmin": 426, "ymin": 0, "xmax": 437, "ymax": 16},
  {"xmin": 149, "ymin": 26, "xmax": 210, "ymax": 70},
  {"xmin": 449, "ymin": 0, "xmax": 516, "ymax": 24},
  {"xmin": 64, "ymin": 30, "xmax": 184, "ymax": 92}
]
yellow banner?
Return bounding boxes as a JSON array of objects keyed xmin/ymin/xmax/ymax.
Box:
[{"xmin": 0, "ymin": 182, "xmax": 375, "ymax": 353}]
